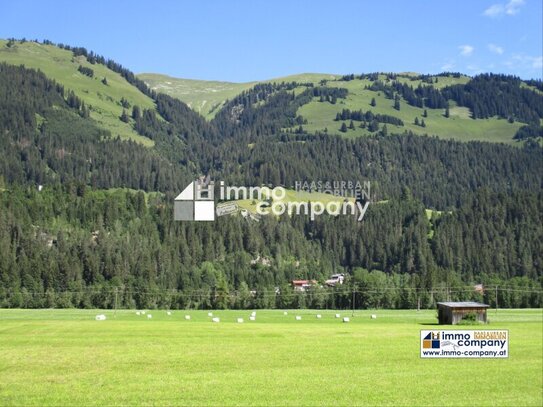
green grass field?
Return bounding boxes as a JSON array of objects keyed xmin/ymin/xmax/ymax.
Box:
[
  {"xmin": 296, "ymin": 78, "xmax": 524, "ymax": 144},
  {"xmin": 1, "ymin": 309, "xmax": 541, "ymax": 406},
  {"xmin": 0, "ymin": 40, "xmax": 155, "ymax": 146}
]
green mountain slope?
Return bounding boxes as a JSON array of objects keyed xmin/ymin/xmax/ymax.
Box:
[
  {"xmin": 0, "ymin": 40, "xmax": 156, "ymax": 146},
  {"xmin": 142, "ymin": 70, "xmax": 539, "ymax": 143},
  {"xmin": 295, "ymin": 76, "xmax": 524, "ymax": 143},
  {"xmin": 138, "ymin": 72, "xmax": 338, "ymax": 118}
]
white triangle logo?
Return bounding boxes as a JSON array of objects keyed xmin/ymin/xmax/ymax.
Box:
[{"xmin": 175, "ymin": 182, "xmax": 194, "ymax": 201}]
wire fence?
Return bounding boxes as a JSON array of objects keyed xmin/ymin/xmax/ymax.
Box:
[{"xmin": 2, "ymin": 285, "xmax": 541, "ymax": 310}]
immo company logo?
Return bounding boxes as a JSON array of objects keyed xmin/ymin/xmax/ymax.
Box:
[
  {"xmin": 174, "ymin": 176, "xmax": 371, "ymax": 222},
  {"xmin": 422, "ymin": 332, "xmax": 441, "ymax": 349},
  {"xmin": 420, "ymin": 330, "xmax": 508, "ymax": 358},
  {"xmin": 174, "ymin": 176, "xmax": 215, "ymax": 221}
]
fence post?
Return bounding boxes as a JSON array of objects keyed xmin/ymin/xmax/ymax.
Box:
[{"xmin": 496, "ymin": 286, "xmax": 498, "ymax": 314}]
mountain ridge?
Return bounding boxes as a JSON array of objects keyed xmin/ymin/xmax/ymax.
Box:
[
  {"xmin": 1, "ymin": 39, "xmax": 540, "ymax": 145},
  {"xmin": 138, "ymin": 72, "xmax": 339, "ymax": 118},
  {"xmin": 139, "ymin": 70, "xmax": 541, "ymax": 144}
]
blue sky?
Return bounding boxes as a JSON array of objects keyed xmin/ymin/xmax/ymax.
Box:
[{"xmin": 1, "ymin": 0, "xmax": 541, "ymax": 82}]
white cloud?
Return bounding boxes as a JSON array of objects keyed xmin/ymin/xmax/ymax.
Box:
[
  {"xmin": 503, "ymin": 54, "xmax": 543, "ymax": 74},
  {"xmin": 441, "ymin": 62, "xmax": 456, "ymax": 71},
  {"xmin": 531, "ymin": 56, "xmax": 543, "ymax": 69},
  {"xmin": 505, "ymin": 0, "xmax": 525, "ymax": 15},
  {"xmin": 488, "ymin": 43, "xmax": 504, "ymax": 55},
  {"xmin": 483, "ymin": 0, "xmax": 525, "ymax": 17},
  {"xmin": 459, "ymin": 45, "xmax": 474, "ymax": 57},
  {"xmin": 483, "ymin": 4, "xmax": 504, "ymax": 17}
]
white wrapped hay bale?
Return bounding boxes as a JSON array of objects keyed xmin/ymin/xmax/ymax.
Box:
[
  {"xmin": 166, "ymin": 311, "xmax": 172, "ymax": 316},
  {"xmin": 95, "ymin": 314, "xmax": 106, "ymax": 321},
  {"xmin": 343, "ymin": 317, "xmax": 350, "ymax": 323},
  {"xmin": 249, "ymin": 316, "xmax": 256, "ymax": 321},
  {"xmin": 295, "ymin": 316, "xmax": 302, "ymax": 321},
  {"xmin": 184, "ymin": 315, "xmax": 191, "ymax": 320},
  {"xmin": 208, "ymin": 312, "xmax": 213, "ymax": 317},
  {"xmin": 251, "ymin": 311, "xmax": 256, "ymax": 317},
  {"xmin": 212, "ymin": 317, "xmax": 220, "ymax": 323},
  {"xmin": 335, "ymin": 313, "xmax": 341, "ymax": 318},
  {"xmin": 136, "ymin": 311, "xmax": 141, "ymax": 316},
  {"xmin": 147, "ymin": 314, "xmax": 152, "ymax": 319},
  {"xmin": 237, "ymin": 318, "xmax": 244, "ymax": 323},
  {"xmin": 316, "ymin": 314, "xmax": 322, "ymax": 319},
  {"xmin": 283, "ymin": 311, "xmax": 288, "ymax": 316},
  {"xmin": 371, "ymin": 314, "xmax": 377, "ymax": 319},
  {"xmin": 141, "ymin": 311, "xmax": 146, "ymax": 315}
]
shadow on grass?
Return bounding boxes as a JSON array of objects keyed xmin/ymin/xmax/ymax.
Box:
[{"xmin": 418, "ymin": 322, "xmax": 441, "ymax": 326}]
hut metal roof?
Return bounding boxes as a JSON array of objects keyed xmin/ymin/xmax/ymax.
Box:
[{"xmin": 437, "ymin": 301, "xmax": 490, "ymax": 308}]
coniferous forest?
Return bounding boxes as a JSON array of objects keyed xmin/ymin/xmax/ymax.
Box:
[{"xmin": 0, "ymin": 42, "xmax": 541, "ymax": 309}]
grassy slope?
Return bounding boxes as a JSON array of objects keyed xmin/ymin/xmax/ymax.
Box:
[
  {"xmin": 296, "ymin": 76, "xmax": 524, "ymax": 144},
  {"xmin": 0, "ymin": 40, "xmax": 156, "ymax": 146},
  {"xmin": 138, "ymin": 73, "xmax": 257, "ymax": 119},
  {"xmin": 0, "ymin": 309, "xmax": 541, "ymax": 406},
  {"xmin": 141, "ymin": 71, "xmax": 527, "ymax": 143},
  {"xmin": 0, "ymin": 40, "xmax": 530, "ymax": 145},
  {"xmin": 138, "ymin": 73, "xmax": 339, "ymax": 118},
  {"xmin": 235, "ymin": 188, "xmax": 354, "ymax": 214}
]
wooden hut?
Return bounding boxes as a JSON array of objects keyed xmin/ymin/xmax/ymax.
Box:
[{"xmin": 437, "ymin": 302, "xmax": 489, "ymax": 325}]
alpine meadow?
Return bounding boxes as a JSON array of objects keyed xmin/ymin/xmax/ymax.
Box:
[{"xmin": 0, "ymin": 1, "xmax": 542, "ymax": 406}]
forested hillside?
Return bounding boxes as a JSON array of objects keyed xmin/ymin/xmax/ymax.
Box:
[{"xmin": 0, "ymin": 39, "xmax": 541, "ymax": 309}]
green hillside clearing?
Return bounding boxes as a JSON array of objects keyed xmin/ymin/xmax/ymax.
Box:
[
  {"xmin": 295, "ymin": 77, "xmax": 524, "ymax": 143},
  {"xmin": 231, "ymin": 188, "xmax": 355, "ymax": 216},
  {"xmin": 0, "ymin": 40, "xmax": 156, "ymax": 146}
]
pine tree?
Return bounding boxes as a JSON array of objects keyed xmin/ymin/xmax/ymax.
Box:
[
  {"xmin": 132, "ymin": 105, "xmax": 141, "ymax": 120},
  {"xmin": 414, "ymin": 117, "xmax": 420, "ymax": 126},
  {"xmin": 340, "ymin": 122, "xmax": 348, "ymax": 132},
  {"xmin": 421, "ymin": 119, "xmax": 426, "ymax": 128},
  {"xmin": 423, "ymin": 109, "xmax": 428, "ymax": 118},
  {"xmin": 120, "ymin": 109, "xmax": 129, "ymax": 123},
  {"xmin": 120, "ymin": 97, "xmax": 130, "ymax": 109},
  {"xmin": 370, "ymin": 97, "xmax": 376, "ymax": 107},
  {"xmin": 79, "ymin": 102, "xmax": 90, "ymax": 119},
  {"xmin": 444, "ymin": 107, "xmax": 450, "ymax": 118},
  {"xmin": 349, "ymin": 120, "xmax": 355, "ymax": 130},
  {"xmin": 394, "ymin": 94, "xmax": 400, "ymax": 111},
  {"xmin": 368, "ymin": 120, "xmax": 379, "ymax": 132}
]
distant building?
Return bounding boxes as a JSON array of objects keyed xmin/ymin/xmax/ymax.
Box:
[
  {"xmin": 292, "ymin": 280, "xmax": 317, "ymax": 292},
  {"xmin": 325, "ymin": 273, "xmax": 344, "ymax": 286},
  {"xmin": 474, "ymin": 284, "xmax": 484, "ymax": 294},
  {"xmin": 437, "ymin": 302, "xmax": 489, "ymax": 325}
]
